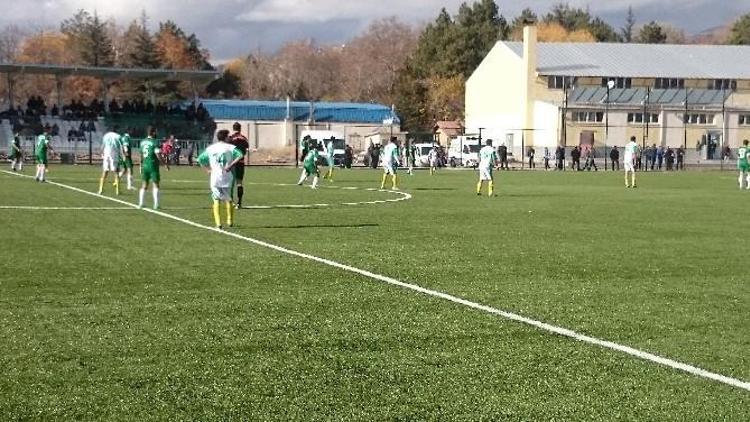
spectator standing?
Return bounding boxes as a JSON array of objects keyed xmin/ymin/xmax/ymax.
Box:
[
  {"xmin": 555, "ymin": 145, "xmax": 565, "ymax": 170},
  {"xmin": 498, "ymin": 143, "xmax": 509, "ymax": 170},
  {"xmin": 656, "ymin": 146, "xmax": 664, "ymax": 170},
  {"xmin": 543, "ymin": 147, "xmax": 551, "ymax": 170},
  {"xmin": 676, "ymin": 147, "xmax": 685, "ymax": 170},
  {"xmin": 571, "ymin": 146, "xmax": 581, "ymax": 171},
  {"xmin": 665, "ymin": 147, "xmax": 675, "ymax": 170},
  {"xmin": 344, "ymin": 145, "xmax": 353, "ymax": 169},
  {"xmin": 609, "ymin": 146, "xmax": 620, "ymax": 171},
  {"xmin": 583, "ymin": 147, "xmax": 598, "ymax": 171},
  {"xmin": 527, "ymin": 146, "xmax": 535, "ymax": 169}
]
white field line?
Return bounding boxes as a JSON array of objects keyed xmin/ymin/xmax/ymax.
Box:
[
  {"xmin": 3, "ymin": 170, "xmax": 750, "ymax": 393},
  {"xmin": 0, "ymin": 205, "xmax": 132, "ymax": 210}
]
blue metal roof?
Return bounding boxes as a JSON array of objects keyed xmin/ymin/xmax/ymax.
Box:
[{"xmin": 199, "ymin": 99, "xmax": 398, "ymax": 124}]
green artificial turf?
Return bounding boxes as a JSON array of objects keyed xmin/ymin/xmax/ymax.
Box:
[{"xmin": 0, "ymin": 165, "xmax": 748, "ymax": 420}]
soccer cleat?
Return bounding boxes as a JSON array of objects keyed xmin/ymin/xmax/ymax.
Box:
[
  {"xmin": 216, "ymin": 225, "xmax": 223, "ymax": 230},
  {"xmin": 477, "ymin": 192, "xmax": 482, "ymax": 196},
  {"xmin": 235, "ymin": 203, "xmax": 241, "ymax": 210}
]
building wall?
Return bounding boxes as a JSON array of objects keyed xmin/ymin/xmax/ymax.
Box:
[{"xmin": 465, "ymin": 42, "xmax": 525, "ymax": 141}]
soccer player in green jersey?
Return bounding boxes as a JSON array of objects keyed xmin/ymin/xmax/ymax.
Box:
[
  {"xmin": 477, "ymin": 139, "xmax": 499, "ymax": 197},
  {"xmin": 297, "ymin": 141, "xmax": 320, "ymax": 189},
  {"xmin": 34, "ymin": 128, "xmax": 53, "ymax": 182},
  {"xmin": 99, "ymin": 126, "xmax": 122, "ymax": 195},
  {"xmin": 118, "ymin": 128, "xmax": 136, "ymax": 190},
  {"xmin": 9, "ymin": 133, "xmax": 23, "ymax": 172},
  {"xmin": 737, "ymin": 139, "xmax": 750, "ymax": 190},
  {"xmin": 138, "ymin": 127, "xmax": 169, "ymax": 209},
  {"xmin": 198, "ymin": 129, "xmax": 245, "ymax": 229}
]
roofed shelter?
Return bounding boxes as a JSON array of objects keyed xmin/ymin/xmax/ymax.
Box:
[{"xmin": 0, "ymin": 62, "xmax": 219, "ymax": 111}]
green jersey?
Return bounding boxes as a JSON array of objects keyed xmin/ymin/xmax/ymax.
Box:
[
  {"xmin": 140, "ymin": 137, "xmax": 161, "ymax": 170},
  {"xmin": 303, "ymin": 149, "xmax": 319, "ymax": 168},
  {"xmin": 479, "ymin": 145, "xmax": 497, "ymax": 170},
  {"xmin": 738, "ymin": 146, "xmax": 750, "ymax": 170},
  {"xmin": 36, "ymin": 134, "xmax": 50, "ymax": 157},
  {"xmin": 121, "ymin": 134, "xmax": 133, "ymax": 160}
]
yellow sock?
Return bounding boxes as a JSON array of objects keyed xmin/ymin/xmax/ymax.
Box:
[
  {"xmin": 488, "ymin": 181, "xmax": 494, "ymax": 196},
  {"xmin": 392, "ymin": 175, "xmax": 398, "ymax": 189},
  {"xmin": 98, "ymin": 177, "xmax": 104, "ymax": 192},
  {"xmin": 114, "ymin": 179, "xmax": 120, "ymax": 195},
  {"xmin": 476, "ymin": 181, "xmax": 482, "ymax": 194},
  {"xmin": 226, "ymin": 201, "xmax": 234, "ymax": 226},
  {"xmin": 328, "ymin": 169, "xmax": 333, "ymax": 180},
  {"xmin": 380, "ymin": 174, "xmax": 387, "ymax": 189},
  {"xmin": 632, "ymin": 175, "xmax": 636, "ymax": 186},
  {"xmin": 212, "ymin": 200, "xmax": 221, "ymax": 227}
]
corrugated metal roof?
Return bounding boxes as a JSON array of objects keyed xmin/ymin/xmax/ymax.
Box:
[
  {"xmin": 199, "ymin": 99, "xmax": 396, "ymax": 124},
  {"xmin": 569, "ymin": 87, "xmax": 730, "ymax": 106},
  {"xmin": 503, "ymin": 42, "xmax": 750, "ymax": 79}
]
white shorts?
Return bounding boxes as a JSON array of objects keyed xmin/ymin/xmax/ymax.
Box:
[
  {"xmin": 430, "ymin": 159, "xmax": 438, "ymax": 167},
  {"xmin": 624, "ymin": 161, "xmax": 635, "ymax": 172},
  {"xmin": 479, "ymin": 167, "xmax": 493, "ymax": 181},
  {"xmin": 211, "ymin": 186, "xmax": 231, "ymax": 202},
  {"xmin": 102, "ymin": 156, "xmax": 119, "ymax": 172},
  {"xmin": 383, "ymin": 164, "xmax": 397, "ymax": 175}
]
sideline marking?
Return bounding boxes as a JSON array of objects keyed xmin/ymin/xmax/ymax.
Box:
[
  {"xmin": 3, "ymin": 170, "xmax": 749, "ymax": 393},
  {"xmin": 0, "ymin": 205, "xmax": 131, "ymax": 210}
]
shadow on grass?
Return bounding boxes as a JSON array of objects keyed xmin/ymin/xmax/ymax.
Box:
[{"xmin": 253, "ymin": 223, "xmax": 379, "ymax": 230}]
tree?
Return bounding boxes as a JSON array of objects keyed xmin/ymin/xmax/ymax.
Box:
[
  {"xmin": 621, "ymin": 6, "xmax": 636, "ymax": 42},
  {"xmin": 536, "ymin": 22, "xmax": 596, "ymax": 42},
  {"xmin": 61, "ymin": 10, "xmax": 115, "ymax": 66},
  {"xmin": 728, "ymin": 13, "xmax": 750, "ymax": 45},
  {"xmin": 453, "ymin": 0, "xmax": 509, "ymax": 77},
  {"xmin": 511, "ymin": 8, "xmax": 538, "ymax": 32},
  {"xmin": 662, "ymin": 24, "xmax": 687, "ymax": 44},
  {"xmin": 543, "ymin": 3, "xmax": 591, "ymax": 32},
  {"xmin": 0, "ymin": 25, "xmax": 25, "ymax": 62},
  {"xmin": 121, "ymin": 13, "xmax": 159, "ymax": 68},
  {"xmin": 638, "ymin": 21, "xmax": 667, "ymax": 44},
  {"xmin": 588, "ymin": 17, "xmax": 621, "ymax": 42}
]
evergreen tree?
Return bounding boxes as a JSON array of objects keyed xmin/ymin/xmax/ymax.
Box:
[
  {"xmin": 511, "ymin": 8, "xmax": 538, "ymax": 32},
  {"xmin": 728, "ymin": 13, "xmax": 750, "ymax": 45},
  {"xmin": 638, "ymin": 21, "xmax": 667, "ymax": 44},
  {"xmin": 588, "ymin": 17, "xmax": 621, "ymax": 42},
  {"xmin": 61, "ymin": 10, "xmax": 115, "ymax": 66},
  {"xmin": 621, "ymin": 6, "xmax": 636, "ymax": 42},
  {"xmin": 543, "ymin": 3, "xmax": 591, "ymax": 32}
]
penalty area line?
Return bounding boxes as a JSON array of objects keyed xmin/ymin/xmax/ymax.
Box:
[{"xmin": 3, "ymin": 170, "xmax": 749, "ymax": 393}]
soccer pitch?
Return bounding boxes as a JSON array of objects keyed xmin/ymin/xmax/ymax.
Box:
[{"xmin": 0, "ymin": 166, "xmax": 748, "ymax": 420}]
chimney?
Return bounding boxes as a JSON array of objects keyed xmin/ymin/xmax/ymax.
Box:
[{"xmin": 522, "ymin": 25, "xmax": 537, "ymax": 147}]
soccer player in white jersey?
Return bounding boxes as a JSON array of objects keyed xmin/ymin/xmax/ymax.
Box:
[
  {"xmin": 623, "ymin": 136, "xmax": 639, "ymax": 188},
  {"xmin": 428, "ymin": 146, "xmax": 439, "ymax": 175},
  {"xmin": 198, "ymin": 129, "xmax": 245, "ymax": 229},
  {"xmin": 737, "ymin": 139, "xmax": 750, "ymax": 189},
  {"xmin": 477, "ymin": 139, "xmax": 499, "ymax": 197},
  {"xmin": 380, "ymin": 137, "xmax": 400, "ymax": 190},
  {"xmin": 98, "ymin": 126, "xmax": 122, "ymax": 195}
]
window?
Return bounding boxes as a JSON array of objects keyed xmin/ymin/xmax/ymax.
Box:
[
  {"xmin": 710, "ymin": 79, "xmax": 737, "ymax": 91},
  {"xmin": 683, "ymin": 113, "xmax": 716, "ymax": 125},
  {"xmin": 601, "ymin": 77, "xmax": 632, "ymax": 89},
  {"xmin": 740, "ymin": 115, "xmax": 750, "ymax": 125},
  {"xmin": 627, "ymin": 113, "xmax": 659, "ymax": 124},
  {"xmin": 654, "ymin": 78, "xmax": 684, "ymax": 89},
  {"xmin": 547, "ymin": 76, "xmax": 575, "ymax": 90},
  {"xmin": 572, "ymin": 111, "xmax": 604, "ymax": 123}
]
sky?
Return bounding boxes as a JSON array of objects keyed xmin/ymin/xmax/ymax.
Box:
[{"xmin": 2, "ymin": 0, "xmax": 750, "ymax": 62}]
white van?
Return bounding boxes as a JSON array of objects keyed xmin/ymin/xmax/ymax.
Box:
[
  {"xmin": 448, "ymin": 136, "xmax": 481, "ymax": 167},
  {"xmin": 300, "ymin": 130, "xmax": 345, "ymax": 165},
  {"xmin": 413, "ymin": 143, "xmax": 437, "ymax": 167}
]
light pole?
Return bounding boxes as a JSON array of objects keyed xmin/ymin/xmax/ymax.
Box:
[{"xmin": 605, "ymin": 80, "xmax": 615, "ymax": 171}]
